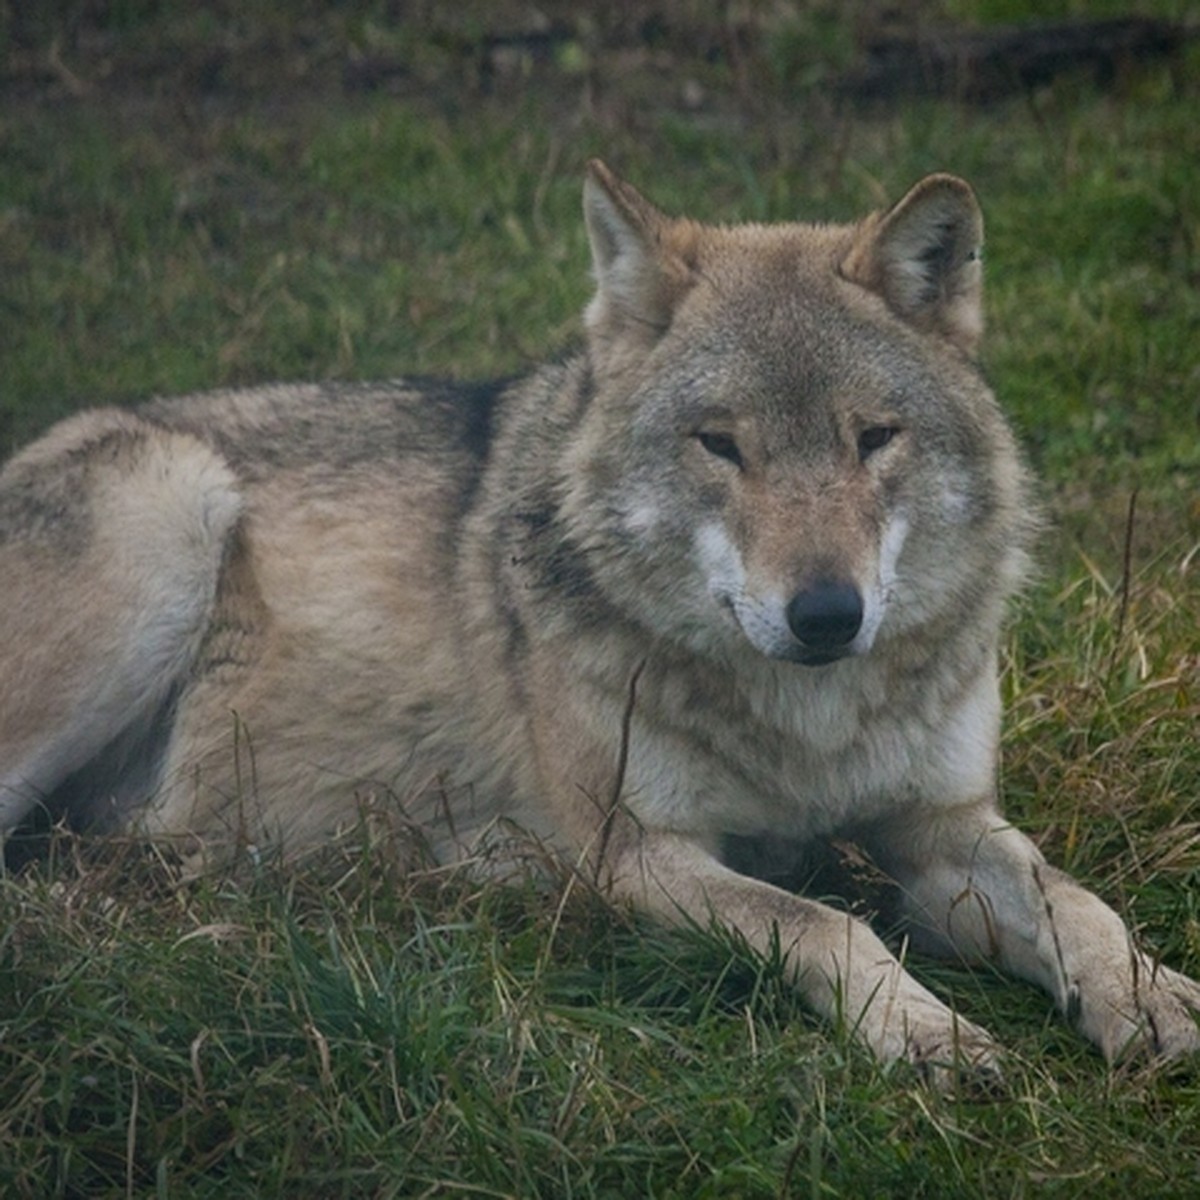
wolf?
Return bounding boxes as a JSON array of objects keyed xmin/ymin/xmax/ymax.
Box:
[{"xmin": 2, "ymin": 162, "xmax": 1198, "ymax": 1084}]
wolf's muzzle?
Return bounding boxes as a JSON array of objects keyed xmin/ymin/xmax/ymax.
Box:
[{"xmin": 785, "ymin": 580, "xmax": 864, "ymax": 664}]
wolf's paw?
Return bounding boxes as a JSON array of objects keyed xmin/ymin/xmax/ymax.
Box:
[
  {"xmin": 903, "ymin": 1013, "xmax": 1006, "ymax": 1095},
  {"xmin": 866, "ymin": 993, "xmax": 1005, "ymax": 1094},
  {"xmin": 1081, "ymin": 961, "xmax": 1200, "ymax": 1064}
]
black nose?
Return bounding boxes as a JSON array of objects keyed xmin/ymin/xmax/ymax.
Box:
[{"xmin": 786, "ymin": 580, "xmax": 864, "ymax": 651}]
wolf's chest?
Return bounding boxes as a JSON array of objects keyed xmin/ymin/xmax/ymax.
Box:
[{"xmin": 622, "ymin": 656, "xmax": 998, "ymax": 842}]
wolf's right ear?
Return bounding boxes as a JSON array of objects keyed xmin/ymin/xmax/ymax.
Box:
[
  {"xmin": 841, "ymin": 174, "xmax": 984, "ymax": 355},
  {"xmin": 583, "ymin": 160, "xmax": 696, "ymax": 351}
]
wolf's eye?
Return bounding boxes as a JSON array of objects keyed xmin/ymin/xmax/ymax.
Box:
[
  {"xmin": 696, "ymin": 431, "xmax": 743, "ymax": 469},
  {"xmin": 857, "ymin": 425, "xmax": 900, "ymax": 461}
]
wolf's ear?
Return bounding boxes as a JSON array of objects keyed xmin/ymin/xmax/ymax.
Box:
[
  {"xmin": 583, "ymin": 160, "xmax": 695, "ymax": 350},
  {"xmin": 841, "ymin": 174, "xmax": 984, "ymax": 355}
]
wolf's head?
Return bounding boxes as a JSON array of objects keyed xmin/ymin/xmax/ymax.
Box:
[{"xmin": 559, "ymin": 163, "xmax": 1033, "ymax": 669}]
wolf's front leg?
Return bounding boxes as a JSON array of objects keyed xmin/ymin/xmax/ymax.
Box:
[
  {"xmin": 524, "ymin": 669, "xmax": 1000, "ymax": 1084},
  {"xmin": 877, "ymin": 803, "xmax": 1200, "ymax": 1061},
  {"xmin": 603, "ymin": 826, "xmax": 1003, "ymax": 1085}
]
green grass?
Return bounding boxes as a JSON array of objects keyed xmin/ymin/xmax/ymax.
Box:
[{"xmin": 2, "ymin": 4, "xmax": 1200, "ymax": 1196}]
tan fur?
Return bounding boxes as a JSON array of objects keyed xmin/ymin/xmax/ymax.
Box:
[{"xmin": 2, "ymin": 165, "xmax": 1197, "ymax": 1086}]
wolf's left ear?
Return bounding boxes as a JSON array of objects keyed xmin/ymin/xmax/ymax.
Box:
[
  {"xmin": 583, "ymin": 160, "xmax": 695, "ymax": 351},
  {"xmin": 841, "ymin": 174, "xmax": 984, "ymax": 355}
]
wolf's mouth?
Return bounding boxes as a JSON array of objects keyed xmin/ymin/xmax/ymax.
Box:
[
  {"xmin": 775, "ymin": 642, "xmax": 852, "ymax": 667},
  {"xmin": 714, "ymin": 594, "xmax": 738, "ymax": 621},
  {"xmin": 717, "ymin": 592, "xmax": 852, "ymax": 665},
  {"xmin": 794, "ymin": 650, "xmax": 846, "ymax": 667}
]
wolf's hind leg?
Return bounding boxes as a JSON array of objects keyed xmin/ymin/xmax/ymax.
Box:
[{"xmin": 0, "ymin": 409, "xmax": 242, "ymax": 834}]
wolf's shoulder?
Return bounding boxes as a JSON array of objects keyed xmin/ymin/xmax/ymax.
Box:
[{"xmin": 137, "ymin": 375, "xmax": 526, "ymax": 477}]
